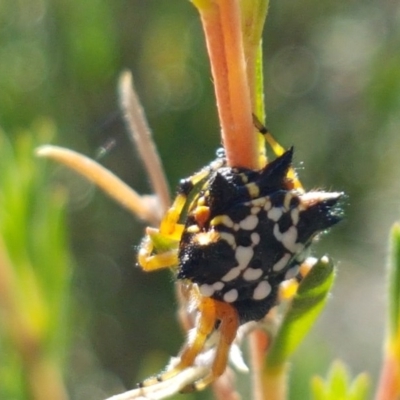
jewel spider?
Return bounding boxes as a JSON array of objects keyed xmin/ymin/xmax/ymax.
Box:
[{"xmin": 136, "ymin": 113, "xmax": 342, "ymax": 391}]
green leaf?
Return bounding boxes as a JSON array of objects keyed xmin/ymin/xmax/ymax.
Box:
[
  {"xmin": 0, "ymin": 121, "xmax": 71, "ymax": 398},
  {"xmin": 239, "ymin": 0, "xmax": 269, "ymax": 160},
  {"xmin": 388, "ymin": 223, "xmax": 400, "ymax": 340},
  {"xmin": 266, "ymin": 256, "xmax": 335, "ymax": 369},
  {"xmin": 310, "ymin": 360, "xmax": 370, "ymax": 400}
]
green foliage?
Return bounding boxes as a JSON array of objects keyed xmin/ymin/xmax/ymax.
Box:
[
  {"xmin": 311, "ymin": 361, "xmax": 370, "ymax": 400},
  {"xmin": 266, "ymin": 257, "xmax": 335, "ymax": 370},
  {"xmin": 387, "ymin": 223, "xmax": 400, "ymax": 340},
  {"xmin": 0, "ymin": 120, "xmax": 71, "ymax": 399},
  {"xmin": 2, "ymin": 0, "xmax": 399, "ymax": 398}
]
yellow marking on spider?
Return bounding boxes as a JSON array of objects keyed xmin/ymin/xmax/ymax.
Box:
[
  {"xmin": 187, "ymin": 225, "xmax": 200, "ymax": 233},
  {"xmin": 210, "ymin": 215, "xmax": 234, "ymax": 228},
  {"xmin": 194, "ymin": 230, "xmax": 220, "ymax": 246},
  {"xmin": 246, "ymin": 182, "xmax": 260, "ymax": 198},
  {"xmin": 279, "ymin": 279, "xmax": 299, "ymax": 301},
  {"xmin": 197, "ymin": 196, "xmax": 206, "ymax": 207}
]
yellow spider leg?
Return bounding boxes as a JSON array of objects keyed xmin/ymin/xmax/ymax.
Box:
[
  {"xmin": 279, "ymin": 257, "xmax": 316, "ymax": 301},
  {"xmin": 138, "ymin": 249, "xmax": 178, "ymax": 271},
  {"xmin": 137, "ymin": 194, "xmax": 187, "ymax": 272},
  {"xmin": 253, "ymin": 114, "xmax": 303, "ymax": 191},
  {"xmin": 139, "ymin": 157, "xmax": 227, "ymax": 273},
  {"xmin": 159, "ymin": 194, "xmax": 187, "ymax": 238}
]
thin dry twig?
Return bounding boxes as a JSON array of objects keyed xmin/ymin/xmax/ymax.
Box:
[
  {"xmin": 119, "ymin": 71, "xmax": 171, "ymax": 214},
  {"xmin": 36, "ymin": 145, "xmax": 159, "ymax": 225},
  {"xmin": 105, "ymin": 366, "xmax": 208, "ymax": 400}
]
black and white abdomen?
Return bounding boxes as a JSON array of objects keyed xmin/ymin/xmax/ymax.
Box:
[{"xmin": 177, "ymin": 149, "xmax": 342, "ymax": 324}]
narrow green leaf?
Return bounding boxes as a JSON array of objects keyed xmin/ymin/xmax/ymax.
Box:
[
  {"xmin": 239, "ymin": 0, "xmax": 269, "ymax": 161},
  {"xmin": 310, "ymin": 376, "xmax": 328, "ymax": 400},
  {"xmin": 328, "ymin": 360, "xmax": 350, "ymax": 398},
  {"xmin": 239, "ymin": 0, "xmax": 269, "ymax": 48},
  {"xmin": 0, "ymin": 122, "xmax": 71, "ymax": 398},
  {"xmin": 348, "ymin": 372, "xmax": 370, "ymax": 400},
  {"xmin": 266, "ymin": 257, "xmax": 335, "ymax": 369},
  {"xmin": 388, "ymin": 223, "xmax": 400, "ymax": 339},
  {"xmin": 310, "ymin": 361, "xmax": 370, "ymax": 400}
]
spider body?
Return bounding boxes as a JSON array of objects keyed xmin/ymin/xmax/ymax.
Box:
[
  {"xmin": 138, "ymin": 136, "xmax": 342, "ymax": 391},
  {"xmin": 178, "ymin": 147, "xmax": 340, "ymax": 324}
]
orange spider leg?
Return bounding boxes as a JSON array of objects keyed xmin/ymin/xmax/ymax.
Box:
[
  {"xmin": 141, "ymin": 296, "xmax": 218, "ymax": 386},
  {"xmin": 194, "ymin": 300, "xmax": 239, "ymax": 391},
  {"xmin": 141, "ymin": 297, "xmax": 239, "ymax": 390}
]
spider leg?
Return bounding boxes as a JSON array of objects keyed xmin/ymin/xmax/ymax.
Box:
[
  {"xmin": 193, "ymin": 300, "xmax": 239, "ymax": 391},
  {"xmin": 253, "ymin": 114, "xmax": 303, "ymax": 191},
  {"xmin": 137, "ymin": 193, "xmax": 188, "ymax": 272},
  {"xmin": 140, "ymin": 297, "xmax": 239, "ymax": 390},
  {"xmin": 279, "ymin": 256, "xmax": 318, "ymax": 301},
  {"xmin": 138, "ymin": 238, "xmax": 179, "ymax": 271},
  {"xmin": 140, "ymin": 296, "xmax": 219, "ymax": 387}
]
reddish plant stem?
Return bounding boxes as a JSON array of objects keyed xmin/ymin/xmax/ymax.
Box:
[
  {"xmin": 193, "ymin": 0, "xmax": 257, "ymax": 169},
  {"xmin": 376, "ymin": 351, "xmax": 400, "ymax": 400},
  {"xmin": 249, "ymin": 329, "xmax": 269, "ymax": 400}
]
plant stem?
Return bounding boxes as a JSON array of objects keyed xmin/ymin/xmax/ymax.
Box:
[
  {"xmin": 375, "ymin": 352, "xmax": 400, "ymax": 400},
  {"xmin": 248, "ymin": 329, "xmax": 269, "ymax": 400},
  {"xmin": 263, "ymin": 364, "xmax": 289, "ymax": 400},
  {"xmin": 192, "ymin": 0, "xmax": 257, "ymax": 169}
]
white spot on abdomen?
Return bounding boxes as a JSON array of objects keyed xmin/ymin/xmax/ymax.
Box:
[
  {"xmin": 220, "ymin": 232, "xmax": 237, "ymax": 248},
  {"xmin": 223, "ymin": 289, "xmax": 238, "ymax": 303},
  {"xmin": 235, "ymin": 246, "xmax": 254, "ymax": 269},
  {"xmin": 285, "ymin": 265, "xmax": 299, "ymax": 280},
  {"xmin": 268, "ymin": 207, "xmax": 283, "ymax": 222},
  {"xmin": 239, "ymin": 215, "xmax": 259, "ymax": 230},
  {"xmin": 273, "ymin": 253, "xmax": 291, "ymax": 271},
  {"xmin": 281, "ymin": 226, "xmax": 298, "ymax": 253},
  {"xmin": 199, "ymin": 284, "xmax": 214, "ymax": 297},
  {"xmin": 243, "ymin": 268, "xmax": 263, "ymax": 281},
  {"xmin": 222, "ymin": 266, "xmax": 241, "ymax": 282},
  {"xmin": 213, "ymin": 281, "xmax": 224, "ymax": 291},
  {"xmin": 291, "ymin": 208, "xmax": 299, "ymax": 225},
  {"xmin": 251, "ymin": 232, "xmax": 260, "ymax": 245},
  {"xmin": 253, "ymin": 281, "xmax": 271, "ymax": 300}
]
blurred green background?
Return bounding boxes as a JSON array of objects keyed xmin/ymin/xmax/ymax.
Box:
[{"xmin": 1, "ymin": 0, "xmax": 400, "ymax": 399}]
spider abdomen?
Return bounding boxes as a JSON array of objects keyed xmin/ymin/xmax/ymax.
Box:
[{"xmin": 177, "ymin": 149, "xmax": 342, "ymax": 324}]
